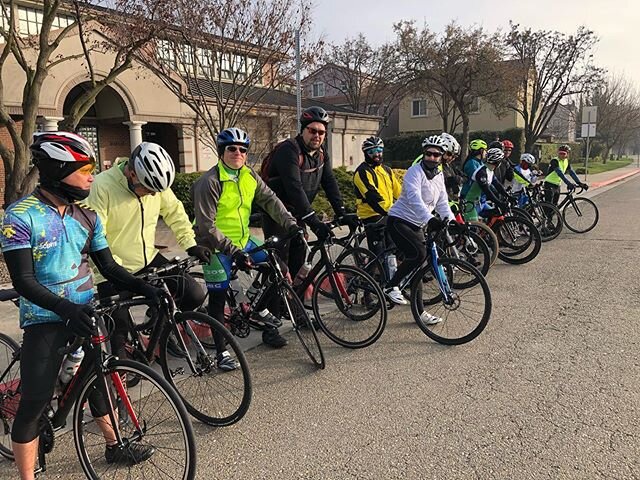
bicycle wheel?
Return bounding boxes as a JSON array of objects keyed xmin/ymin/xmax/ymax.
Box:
[
  {"xmin": 527, "ymin": 201, "xmax": 563, "ymax": 242},
  {"xmin": 0, "ymin": 333, "xmax": 20, "ymax": 460},
  {"xmin": 562, "ymin": 197, "xmax": 599, "ymax": 233},
  {"xmin": 159, "ymin": 312, "xmax": 252, "ymax": 427},
  {"xmin": 449, "ymin": 230, "xmax": 491, "ymax": 278},
  {"xmin": 335, "ymin": 247, "xmax": 385, "ymax": 283},
  {"xmin": 281, "ymin": 281, "xmax": 325, "ymax": 369},
  {"xmin": 467, "ymin": 221, "xmax": 499, "ymax": 266},
  {"xmin": 409, "ymin": 258, "xmax": 491, "ymax": 345},
  {"xmin": 312, "ymin": 265, "xmax": 387, "ymax": 349},
  {"xmin": 495, "ymin": 216, "xmax": 542, "ymax": 265},
  {"xmin": 73, "ymin": 359, "xmax": 196, "ymax": 480}
]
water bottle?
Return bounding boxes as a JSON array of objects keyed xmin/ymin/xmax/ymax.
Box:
[
  {"xmin": 293, "ymin": 262, "xmax": 312, "ymax": 287},
  {"xmin": 58, "ymin": 347, "xmax": 84, "ymax": 387},
  {"xmin": 386, "ymin": 254, "xmax": 398, "ymax": 279}
]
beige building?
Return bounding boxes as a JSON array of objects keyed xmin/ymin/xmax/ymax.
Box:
[
  {"xmin": 398, "ymin": 94, "xmax": 524, "ymax": 134},
  {"xmin": 0, "ymin": 1, "xmax": 378, "ymax": 201}
]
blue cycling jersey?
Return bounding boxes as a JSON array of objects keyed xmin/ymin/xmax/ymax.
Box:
[{"xmin": 0, "ymin": 189, "xmax": 108, "ymax": 328}]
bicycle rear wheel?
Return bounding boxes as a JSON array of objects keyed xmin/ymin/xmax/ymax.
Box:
[
  {"xmin": 312, "ymin": 265, "xmax": 387, "ymax": 349},
  {"xmin": 0, "ymin": 333, "xmax": 20, "ymax": 460},
  {"xmin": 527, "ymin": 201, "xmax": 563, "ymax": 241},
  {"xmin": 467, "ymin": 221, "xmax": 499, "ymax": 266},
  {"xmin": 160, "ymin": 312, "xmax": 252, "ymax": 427},
  {"xmin": 281, "ymin": 282, "xmax": 325, "ymax": 369},
  {"xmin": 562, "ymin": 197, "xmax": 599, "ymax": 233},
  {"xmin": 450, "ymin": 230, "xmax": 491, "ymax": 278},
  {"xmin": 495, "ymin": 216, "xmax": 542, "ymax": 265},
  {"xmin": 410, "ymin": 258, "xmax": 491, "ymax": 345},
  {"xmin": 73, "ymin": 359, "xmax": 196, "ymax": 480}
]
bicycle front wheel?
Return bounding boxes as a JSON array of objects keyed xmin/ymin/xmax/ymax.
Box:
[
  {"xmin": 467, "ymin": 221, "xmax": 499, "ymax": 266},
  {"xmin": 0, "ymin": 333, "xmax": 20, "ymax": 460},
  {"xmin": 495, "ymin": 216, "xmax": 542, "ymax": 265},
  {"xmin": 528, "ymin": 201, "xmax": 563, "ymax": 241},
  {"xmin": 281, "ymin": 282, "xmax": 325, "ymax": 369},
  {"xmin": 410, "ymin": 258, "xmax": 491, "ymax": 345},
  {"xmin": 73, "ymin": 359, "xmax": 196, "ymax": 480},
  {"xmin": 312, "ymin": 265, "xmax": 387, "ymax": 349},
  {"xmin": 562, "ymin": 197, "xmax": 599, "ymax": 233},
  {"xmin": 160, "ymin": 312, "xmax": 252, "ymax": 427}
]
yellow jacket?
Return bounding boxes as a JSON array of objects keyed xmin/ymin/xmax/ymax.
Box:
[
  {"xmin": 84, "ymin": 159, "xmax": 196, "ymax": 282},
  {"xmin": 353, "ymin": 162, "xmax": 402, "ymax": 219}
]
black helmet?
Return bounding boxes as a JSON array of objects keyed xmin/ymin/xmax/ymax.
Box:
[
  {"xmin": 300, "ymin": 106, "xmax": 330, "ymax": 130},
  {"xmin": 558, "ymin": 144, "xmax": 571, "ymax": 152},
  {"xmin": 488, "ymin": 141, "xmax": 503, "ymax": 150}
]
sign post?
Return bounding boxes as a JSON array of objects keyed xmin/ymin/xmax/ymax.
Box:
[{"xmin": 581, "ymin": 106, "xmax": 598, "ymax": 181}]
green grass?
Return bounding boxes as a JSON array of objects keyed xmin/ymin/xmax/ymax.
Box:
[{"xmin": 573, "ymin": 158, "xmax": 633, "ymax": 175}]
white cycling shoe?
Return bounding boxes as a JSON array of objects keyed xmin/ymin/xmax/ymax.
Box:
[
  {"xmin": 420, "ymin": 311, "xmax": 443, "ymax": 325},
  {"xmin": 384, "ymin": 286, "xmax": 408, "ymax": 305}
]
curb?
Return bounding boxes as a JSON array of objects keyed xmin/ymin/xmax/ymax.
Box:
[{"xmin": 591, "ymin": 169, "xmax": 640, "ymax": 189}]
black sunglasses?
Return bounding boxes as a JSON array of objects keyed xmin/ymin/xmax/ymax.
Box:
[
  {"xmin": 225, "ymin": 145, "xmax": 248, "ymax": 153},
  {"xmin": 424, "ymin": 151, "xmax": 443, "ymax": 158},
  {"xmin": 306, "ymin": 126, "xmax": 326, "ymax": 136}
]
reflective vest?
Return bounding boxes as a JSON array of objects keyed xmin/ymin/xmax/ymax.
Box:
[{"xmin": 545, "ymin": 158, "xmax": 569, "ymax": 186}]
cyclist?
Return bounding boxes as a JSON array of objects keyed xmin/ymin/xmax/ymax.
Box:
[
  {"xmin": 192, "ymin": 128, "xmax": 300, "ymax": 353},
  {"xmin": 260, "ymin": 106, "xmax": 358, "ymax": 345},
  {"xmin": 460, "ymin": 141, "xmax": 511, "ymax": 221},
  {"xmin": 0, "ymin": 132, "xmax": 164, "ymax": 479},
  {"xmin": 510, "ymin": 153, "xmax": 540, "ymax": 204},
  {"xmin": 385, "ymin": 135, "xmax": 455, "ymax": 320},
  {"xmin": 352, "ymin": 136, "xmax": 402, "ymax": 301},
  {"xmin": 439, "ymin": 132, "xmax": 464, "ymax": 201},
  {"xmin": 84, "ymin": 142, "xmax": 210, "ymax": 367},
  {"xmin": 543, "ymin": 144, "xmax": 588, "ymax": 205}
]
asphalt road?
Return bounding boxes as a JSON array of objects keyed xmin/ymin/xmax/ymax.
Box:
[{"xmin": 1, "ymin": 176, "xmax": 639, "ymax": 479}]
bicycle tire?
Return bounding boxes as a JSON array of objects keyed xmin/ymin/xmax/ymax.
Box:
[
  {"xmin": 526, "ymin": 201, "xmax": 563, "ymax": 242},
  {"xmin": 562, "ymin": 197, "xmax": 599, "ymax": 233},
  {"xmin": 0, "ymin": 333, "xmax": 20, "ymax": 460},
  {"xmin": 495, "ymin": 216, "xmax": 542, "ymax": 265},
  {"xmin": 73, "ymin": 358, "xmax": 196, "ymax": 480},
  {"xmin": 335, "ymin": 247, "xmax": 385, "ymax": 283},
  {"xmin": 449, "ymin": 230, "xmax": 491, "ymax": 278},
  {"xmin": 312, "ymin": 265, "xmax": 387, "ymax": 349},
  {"xmin": 409, "ymin": 258, "xmax": 491, "ymax": 345},
  {"xmin": 467, "ymin": 221, "xmax": 499, "ymax": 266},
  {"xmin": 281, "ymin": 281, "xmax": 325, "ymax": 369},
  {"xmin": 159, "ymin": 312, "xmax": 252, "ymax": 427}
]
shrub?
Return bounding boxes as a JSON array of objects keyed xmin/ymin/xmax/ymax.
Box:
[{"xmin": 171, "ymin": 172, "xmax": 203, "ymax": 220}]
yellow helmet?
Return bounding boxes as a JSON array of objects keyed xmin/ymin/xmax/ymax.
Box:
[{"xmin": 469, "ymin": 139, "xmax": 488, "ymax": 151}]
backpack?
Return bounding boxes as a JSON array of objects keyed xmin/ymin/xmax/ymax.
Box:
[{"xmin": 260, "ymin": 138, "xmax": 324, "ymax": 183}]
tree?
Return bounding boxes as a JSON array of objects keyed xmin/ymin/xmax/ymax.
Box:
[
  {"xmin": 588, "ymin": 75, "xmax": 640, "ymax": 162},
  {"xmin": 137, "ymin": 0, "xmax": 319, "ymax": 157},
  {"xmin": 505, "ymin": 23, "xmax": 603, "ymax": 152},
  {"xmin": 321, "ymin": 34, "xmax": 411, "ymax": 134},
  {"xmin": 0, "ymin": 0, "xmax": 167, "ymax": 204},
  {"xmin": 394, "ymin": 21, "xmax": 509, "ymax": 157}
]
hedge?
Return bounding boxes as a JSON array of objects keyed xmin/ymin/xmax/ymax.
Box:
[
  {"xmin": 383, "ymin": 128, "xmax": 525, "ymax": 168},
  {"xmin": 171, "ymin": 172, "xmax": 203, "ymax": 220}
]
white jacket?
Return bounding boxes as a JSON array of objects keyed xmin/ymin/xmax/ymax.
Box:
[{"xmin": 388, "ymin": 162, "xmax": 454, "ymax": 226}]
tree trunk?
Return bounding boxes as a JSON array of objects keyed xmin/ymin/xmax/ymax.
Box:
[
  {"xmin": 602, "ymin": 145, "xmax": 610, "ymax": 164},
  {"xmin": 460, "ymin": 114, "xmax": 470, "ymax": 159}
]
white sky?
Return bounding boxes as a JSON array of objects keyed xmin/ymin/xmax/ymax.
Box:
[{"xmin": 311, "ymin": 0, "xmax": 639, "ymax": 83}]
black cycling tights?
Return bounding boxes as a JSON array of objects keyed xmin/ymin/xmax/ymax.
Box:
[
  {"xmin": 12, "ymin": 323, "xmax": 109, "ymax": 444},
  {"xmin": 386, "ymin": 216, "xmax": 427, "ymax": 288}
]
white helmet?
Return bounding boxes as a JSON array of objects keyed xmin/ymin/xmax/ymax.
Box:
[
  {"xmin": 440, "ymin": 132, "xmax": 460, "ymax": 155},
  {"xmin": 486, "ymin": 147, "xmax": 505, "ymax": 164},
  {"xmin": 130, "ymin": 142, "xmax": 176, "ymax": 192},
  {"xmin": 520, "ymin": 153, "xmax": 536, "ymax": 165},
  {"xmin": 421, "ymin": 134, "xmax": 447, "ymax": 152}
]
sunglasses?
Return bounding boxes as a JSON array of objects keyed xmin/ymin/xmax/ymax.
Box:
[
  {"xmin": 225, "ymin": 145, "xmax": 248, "ymax": 154},
  {"xmin": 306, "ymin": 126, "xmax": 326, "ymax": 136},
  {"xmin": 424, "ymin": 151, "xmax": 443, "ymax": 158},
  {"xmin": 77, "ymin": 162, "xmax": 96, "ymax": 175},
  {"xmin": 367, "ymin": 147, "xmax": 384, "ymax": 155}
]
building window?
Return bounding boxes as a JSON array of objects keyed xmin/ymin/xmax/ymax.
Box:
[
  {"xmin": 468, "ymin": 97, "xmax": 480, "ymax": 114},
  {"xmin": 312, "ymin": 82, "xmax": 325, "ymax": 98},
  {"xmin": 197, "ymin": 48, "xmax": 214, "ymax": 77},
  {"xmin": 18, "ymin": 6, "xmax": 72, "ymax": 36},
  {"xmin": 411, "ymin": 99, "xmax": 427, "ymax": 117},
  {"xmin": 76, "ymin": 126, "xmax": 100, "ymax": 166},
  {"xmin": 157, "ymin": 39, "xmax": 176, "ymax": 69},
  {"xmin": 367, "ymin": 104, "xmax": 379, "ymax": 115},
  {"xmin": 178, "ymin": 44, "xmax": 195, "ymax": 75},
  {"xmin": 220, "ymin": 53, "xmax": 232, "ymax": 80}
]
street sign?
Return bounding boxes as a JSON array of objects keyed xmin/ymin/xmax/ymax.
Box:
[
  {"xmin": 582, "ymin": 106, "xmax": 598, "ymax": 124},
  {"xmin": 581, "ymin": 123, "xmax": 596, "ymax": 138}
]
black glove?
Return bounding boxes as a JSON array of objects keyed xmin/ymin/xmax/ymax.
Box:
[
  {"xmin": 566, "ymin": 183, "xmax": 576, "ymax": 191},
  {"xmin": 507, "ymin": 196, "xmax": 518, "ymax": 207},
  {"xmin": 448, "ymin": 219, "xmax": 465, "ymax": 234},
  {"xmin": 56, "ymin": 300, "xmax": 96, "ymax": 338},
  {"xmin": 580, "ymin": 182, "xmax": 589, "ymax": 190},
  {"xmin": 232, "ymin": 250, "xmax": 252, "ymax": 272},
  {"xmin": 135, "ymin": 281, "xmax": 166, "ymax": 305},
  {"xmin": 427, "ymin": 216, "xmax": 446, "ymax": 232},
  {"xmin": 286, "ymin": 222, "xmax": 304, "ymax": 236},
  {"xmin": 306, "ymin": 214, "xmax": 332, "ymax": 241},
  {"xmin": 187, "ymin": 245, "xmax": 211, "ymax": 263},
  {"xmin": 338, "ymin": 213, "xmax": 360, "ymax": 230}
]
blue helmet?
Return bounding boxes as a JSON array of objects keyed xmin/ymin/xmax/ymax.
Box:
[{"xmin": 217, "ymin": 128, "xmax": 250, "ymax": 150}]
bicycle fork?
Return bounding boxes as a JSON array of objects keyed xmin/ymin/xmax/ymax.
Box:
[{"xmin": 430, "ymin": 243, "xmax": 453, "ymax": 304}]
